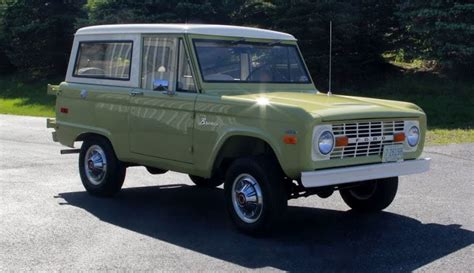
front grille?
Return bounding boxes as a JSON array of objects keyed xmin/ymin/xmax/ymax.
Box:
[{"xmin": 330, "ymin": 120, "xmax": 404, "ymax": 159}]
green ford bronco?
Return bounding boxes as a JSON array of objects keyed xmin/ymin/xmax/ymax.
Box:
[{"xmin": 47, "ymin": 24, "xmax": 430, "ymax": 234}]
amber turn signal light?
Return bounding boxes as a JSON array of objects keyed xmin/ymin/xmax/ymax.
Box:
[
  {"xmin": 335, "ymin": 136, "xmax": 349, "ymax": 147},
  {"xmin": 394, "ymin": 132, "xmax": 406, "ymax": 142},
  {"xmin": 283, "ymin": 135, "xmax": 297, "ymax": 144}
]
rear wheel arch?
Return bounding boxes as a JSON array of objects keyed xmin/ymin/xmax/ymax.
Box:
[
  {"xmin": 76, "ymin": 132, "xmax": 120, "ymax": 161},
  {"xmin": 76, "ymin": 132, "xmax": 111, "ymax": 143},
  {"xmin": 74, "ymin": 131, "xmax": 130, "ymax": 163}
]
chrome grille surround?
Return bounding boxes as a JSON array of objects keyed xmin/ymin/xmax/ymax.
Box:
[{"xmin": 330, "ymin": 120, "xmax": 405, "ymax": 159}]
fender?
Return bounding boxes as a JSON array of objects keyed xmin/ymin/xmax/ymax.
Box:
[
  {"xmin": 201, "ymin": 127, "xmax": 287, "ymax": 177},
  {"xmin": 56, "ymin": 121, "xmax": 112, "ymax": 148}
]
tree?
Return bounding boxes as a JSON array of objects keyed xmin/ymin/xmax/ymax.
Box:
[
  {"xmin": 0, "ymin": 1, "xmax": 14, "ymax": 73},
  {"xmin": 398, "ymin": 0, "xmax": 474, "ymax": 73},
  {"xmin": 2, "ymin": 0, "xmax": 85, "ymax": 78},
  {"xmin": 82, "ymin": 0, "xmax": 402, "ymax": 89},
  {"xmin": 83, "ymin": 0, "xmax": 246, "ymax": 25},
  {"xmin": 269, "ymin": 0, "xmax": 400, "ymax": 90}
]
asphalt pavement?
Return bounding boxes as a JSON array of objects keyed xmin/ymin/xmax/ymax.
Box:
[{"xmin": 0, "ymin": 114, "xmax": 473, "ymax": 272}]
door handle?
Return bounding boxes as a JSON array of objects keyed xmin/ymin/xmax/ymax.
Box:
[
  {"xmin": 161, "ymin": 90, "xmax": 176, "ymax": 96},
  {"xmin": 130, "ymin": 91, "xmax": 144, "ymax": 97}
]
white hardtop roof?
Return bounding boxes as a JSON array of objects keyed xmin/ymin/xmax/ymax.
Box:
[{"xmin": 76, "ymin": 24, "xmax": 296, "ymax": 41}]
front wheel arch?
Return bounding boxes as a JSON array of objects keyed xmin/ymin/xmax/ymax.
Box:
[{"xmin": 211, "ymin": 135, "xmax": 286, "ymax": 180}]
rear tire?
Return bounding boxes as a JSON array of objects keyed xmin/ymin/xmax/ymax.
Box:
[
  {"xmin": 224, "ymin": 157, "xmax": 287, "ymax": 235},
  {"xmin": 189, "ymin": 175, "xmax": 223, "ymax": 188},
  {"xmin": 339, "ymin": 177, "xmax": 398, "ymax": 212},
  {"xmin": 79, "ymin": 136, "xmax": 126, "ymax": 197}
]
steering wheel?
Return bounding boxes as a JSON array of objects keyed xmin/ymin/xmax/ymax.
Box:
[
  {"xmin": 245, "ymin": 64, "xmax": 271, "ymax": 81},
  {"xmin": 245, "ymin": 64, "xmax": 289, "ymax": 82}
]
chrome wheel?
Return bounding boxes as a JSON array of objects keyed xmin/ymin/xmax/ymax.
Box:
[
  {"xmin": 84, "ymin": 145, "xmax": 107, "ymax": 185},
  {"xmin": 231, "ymin": 173, "xmax": 263, "ymax": 224}
]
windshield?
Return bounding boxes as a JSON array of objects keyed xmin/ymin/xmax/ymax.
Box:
[{"xmin": 193, "ymin": 39, "xmax": 311, "ymax": 83}]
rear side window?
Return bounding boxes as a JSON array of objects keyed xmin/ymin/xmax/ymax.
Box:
[{"xmin": 73, "ymin": 41, "xmax": 133, "ymax": 80}]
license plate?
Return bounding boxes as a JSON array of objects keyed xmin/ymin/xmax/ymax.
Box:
[{"xmin": 382, "ymin": 144, "xmax": 404, "ymax": 162}]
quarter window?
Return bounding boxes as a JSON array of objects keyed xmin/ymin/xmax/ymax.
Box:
[
  {"xmin": 177, "ymin": 40, "xmax": 196, "ymax": 92},
  {"xmin": 73, "ymin": 41, "xmax": 132, "ymax": 80}
]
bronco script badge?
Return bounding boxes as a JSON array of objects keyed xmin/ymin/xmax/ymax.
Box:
[{"xmin": 198, "ymin": 116, "xmax": 219, "ymax": 127}]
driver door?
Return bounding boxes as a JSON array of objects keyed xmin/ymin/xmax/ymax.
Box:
[{"xmin": 129, "ymin": 36, "xmax": 197, "ymax": 163}]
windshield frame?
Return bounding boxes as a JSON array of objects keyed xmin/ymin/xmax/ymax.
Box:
[{"xmin": 192, "ymin": 38, "xmax": 312, "ymax": 85}]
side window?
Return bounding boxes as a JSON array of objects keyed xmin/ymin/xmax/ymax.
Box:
[
  {"xmin": 74, "ymin": 41, "xmax": 132, "ymax": 80},
  {"xmin": 177, "ymin": 40, "xmax": 196, "ymax": 92},
  {"xmin": 141, "ymin": 37, "xmax": 178, "ymax": 91}
]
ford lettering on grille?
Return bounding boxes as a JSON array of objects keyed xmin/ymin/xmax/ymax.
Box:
[{"xmin": 350, "ymin": 135, "xmax": 394, "ymax": 144}]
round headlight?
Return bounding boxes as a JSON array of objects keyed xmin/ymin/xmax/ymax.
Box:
[
  {"xmin": 407, "ymin": 126, "xmax": 420, "ymax": 147},
  {"xmin": 318, "ymin": 131, "xmax": 334, "ymax": 155}
]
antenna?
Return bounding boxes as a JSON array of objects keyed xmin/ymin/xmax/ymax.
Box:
[{"xmin": 328, "ymin": 20, "xmax": 333, "ymax": 96}]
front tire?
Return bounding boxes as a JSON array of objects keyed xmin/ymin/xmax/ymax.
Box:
[
  {"xmin": 339, "ymin": 177, "xmax": 398, "ymax": 212},
  {"xmin": 224, "ymin": 157, "xmax": 287, "ymax": 234},
  {"xmin": 79, "ymin": 137, "xmax": 126, "ymax": 197}
]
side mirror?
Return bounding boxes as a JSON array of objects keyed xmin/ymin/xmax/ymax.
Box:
[{"xmin": 153, "ymin": 79, "xmax": 169, "ymax": 91}]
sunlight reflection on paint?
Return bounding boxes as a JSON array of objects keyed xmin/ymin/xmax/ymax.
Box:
[{"xmin": 256, "ymin": 97, "xmax": 270, "ymax": 106}]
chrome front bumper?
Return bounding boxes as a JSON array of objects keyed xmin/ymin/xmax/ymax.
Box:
[{"xmin": 301, "ymin": 158, "xmax": 431, "ymax": 188}]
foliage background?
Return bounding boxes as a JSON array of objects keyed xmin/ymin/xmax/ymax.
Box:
[
  {"xmin": 0, "ymin": 0, "xmax": 473, "ymax": 138},
  {"xmin": 0, "ymin": 0, "xmax": 472, "ymax": 83}
]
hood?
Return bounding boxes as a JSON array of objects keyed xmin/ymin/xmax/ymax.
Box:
[{"xmin": 224, "ymin": 92, "xmax": 424, "ymax": 121}]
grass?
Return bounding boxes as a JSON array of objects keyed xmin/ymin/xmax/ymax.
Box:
[
  {"xmin": 426, "ymin": 129, "xmax": 474, "ymax": 145},
  {"xmin": 0, "ymin": 75, "xmax": 57, "ymax": 117},
  {"xmin": 382, "ymin": 52, "xmax": 436, "ymax": 71},
  {"xmin": 1, "ymin": 72, "xmax": 473, "ymax": 145},
  {"xmin": 0, "ymin": 97, "xmax": 54, "ymax": 117},
  {"xmin": 348, "ymin": 71, "xmax": 474, "ymax": 145},
  {"xmin": 347, "ymin": 72, "xmax": 474, "ymax": 129}
]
